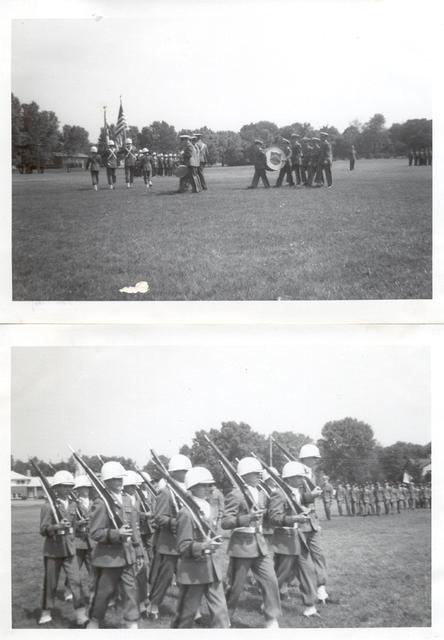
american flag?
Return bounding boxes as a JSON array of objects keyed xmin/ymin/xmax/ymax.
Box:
[{"xmin": 114, "ymin": 98, "xmax": 127, "ymax": 148}]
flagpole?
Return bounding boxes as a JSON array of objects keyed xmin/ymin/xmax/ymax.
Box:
[{"xmin": 103, "ymin": 106, "xmax": 108, "ymax": 145}]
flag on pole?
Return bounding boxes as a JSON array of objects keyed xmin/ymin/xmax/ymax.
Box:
[
  {"xmin": 114, "ymin": 97, "xmax": 127, "ymax": 149},
  {"xmin": 403, "ymin": 471, "xmax": 412, "ymax": 484}
]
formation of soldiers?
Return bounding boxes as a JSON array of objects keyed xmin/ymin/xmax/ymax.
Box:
[
  {"xmin": 36, "ymin": 442, "xmax": 338, "ymax": 629},
  {"xmin": 85, "ymin": 132, "xmax": 209, "ymax": 192},
  {"xmin": 408, "ymin": 148, "xmax": 432, "ymax": 166},
  {"xmin": 248, "ymin": 132, "xmax": 333, "ymax": 190},
  {"xmin": 320, "ymin": 476, "xmax": 431, "ymax": 520}
]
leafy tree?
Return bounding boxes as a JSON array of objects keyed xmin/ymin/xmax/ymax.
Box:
[
  {"xmin": 239, "ymin": 121, "xmax": 279, "ymax": 147},
  {"xmin": 11, "ymin": 93, "xmax": 23, "ymax": 164},
  {"xmin": 215, "ymin": 130, "xmax": 246, "ymax": 165},
  {"xmin": 62, "ymin": 124, "xmax": 90, "ymax": 155},
  {"xmin": 145, "ymin": 121, "xmax": 178, "ymax": 152},
  {"xmin": 317, "ymin": 417, "xmax": 377, "ymax": 483},
  {"xmin": 358, "ymin": 113, "xmax": 391, "ymax": 158},
  {"xmin": 389, "ymin": 118, "xmax": 432, "ymax": 152},
  {"xmin": 269, "ymin": 431, "xmax": 313, "ymax": 471},
  {"xmin": 379, "ymin": 441, "xmax": 430, "ymax": 483}
]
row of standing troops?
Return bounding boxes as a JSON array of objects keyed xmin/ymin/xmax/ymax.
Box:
[
  {"xmin": 408, "ymin": 149, "xmax": 432, "ymax": 166},
  {"xmin": 320, "ymin": 477, "xmax": 431, "ymax": 520},
  {"xmin": 38, "ymin": 445, "xmax": 331, "ymax": 628}
]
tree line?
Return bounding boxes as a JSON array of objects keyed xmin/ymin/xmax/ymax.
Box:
[
  {"xmin": 11, "ymin": 418, "xmax": 430, "ymax": 489},
  {"xmin": 12, "ymin": 93, "xmax": 432, "ymax": 169}
]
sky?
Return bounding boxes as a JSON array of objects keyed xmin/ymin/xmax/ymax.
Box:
[
  {"xmin": 11, "ymin": 2, "xmax": 432, "ymax": 142},
  {"xmin": 11, "ymin": 345, "xmax": 430, "ymax": 466}
]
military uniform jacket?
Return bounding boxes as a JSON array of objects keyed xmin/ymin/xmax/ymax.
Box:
[
  {"xmin": 175, "ymin": 504, "xmax": 223, "ymax": 585},
  {"xmin": 351, "ymin": 487, "xmax": 360, "ymax": 502},
  {"xmin": 253, "ymin": 147, "xmax": 267, "ymax": 170},
  {"xmin": 86, "ymin": 153, "xmax": 101, "ymax": 171},
  {"xmin": 383, "ymin": 486, "xmax": 391, "ymax": 501},
  {"xmin": 221, "ymin": 487, "xmax": 269, "ymax": 558},
  {"xmin": 73, "ymin": 497, "xmax": 92, "ymax": 550},
  {"xmin": 120, "ymin": 145, "xmax": 138, "ymax": 167},
  {"xmin": 89, "ymin": 494, "xmax": 142, "ymax": 568},
  {"xmin": 268, "ymin": 488, "xmax": 302, "ymax": 556},
  {"xmin": 182, "ymin": 142, "xmax": 194, "ymax": 167},
  {"xmin": 375, "ymin": 487, "xmax": 385, "ymax": 501},
  {"xmin": 322, "ymin": 482, "xmax": 334, "ymax": 503},
  {"xmin": 294, "ymin": 480, "xmax": 321, "ymax": 533},
  {"xmin": 390, "ymin": 486, "xmax": 399, "ymax": 500},
  {"xmin": 196, "ymin": 140, "xmax": 209, "ymax": 164},
  {"xmin": 40, "ymin": 499, "xmax": 76, "ymax": 558},
  {"xmin": 336, "ymin": 487, "xmax": 346, "ymax": 502},
  {"xmin": 190, "ymin": 144, "xmax": 201, "ymax": 168},
  {"xmin": 153, "ymin": 486, "xmax": 180, "ymax": 556},
  {"xmin": 139, "ymin": 154, "xmax": 153, "ymax": 171},
  {"xmin": 103, "ymin": 148, "xmax": 118, "ymax": 168},
  {"xmin": 319, "ymin": 140, "xmax": 333, "ymax": 163},
  {"xmin": 291, "ymin": 141, "xmax": 302, "ymax": 164}
]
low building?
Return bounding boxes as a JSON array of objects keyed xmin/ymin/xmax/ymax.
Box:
[
  {"xmin": 10, "ymin": 471, "xmax": 31, "ymax": 499},
  {"xmin": 52, "ymin": 152, "xmax": 89, "ymax": 170}
]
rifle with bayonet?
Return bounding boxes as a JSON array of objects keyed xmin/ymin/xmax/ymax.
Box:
[
  {"xmin": 30, "ymin": 459, "xmax": 71, "ymax": 536},
  {"xmin": 271, "ymin": 436, "xmax": 318, "ymax": 491}
]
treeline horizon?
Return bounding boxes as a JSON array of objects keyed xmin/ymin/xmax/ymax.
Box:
[{"xmin": 12, "ymin": 93, "xmax": 432, "ymax": 168}]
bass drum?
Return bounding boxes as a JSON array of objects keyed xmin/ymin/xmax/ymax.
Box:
[
  {"xmin": 265, "ymin": 146, "xmax": 285, "ymax": 171},
  {"xmin": 174, "ymin": 164, "xmax": 189, "ymax": 178}
]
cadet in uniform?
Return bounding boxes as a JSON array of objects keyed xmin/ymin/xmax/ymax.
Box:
[
  {"xmin": 318, "ymin": 132, "xmax": 333, "ymax": 187},
  {"xmin": 351, "ymin": 483, "xmax": 360, "ymax": 516},
  {"xmin": 147, "ymin": 454, "xmax": 192, "ymax": 619},
  {"xmin": 344, "ymin": 483, "xmax": 352, "ymax": 516},
  {"xmin": 307, "ymin": 138, "xmax": 321, "ymax": 187},
  {"xmin": 178, "ymin": 135, "xmax": 202, "ymax": 193},
  {"xmin": 103, "ymin": 141, "xmax": 118, "ymax": 189},
  {"xmin": 120, "ymin": 138, "xmax": 138, "ymax": 188},
  {"xmin": 221, "ymin": 457, "xmax": 281, "ymax": 628},
  {"xmin": 194, "ymin": 132, "xmax": 209, "ymax": 190},
  {"xmin": 38, "ymin": 470, "xmax": 89, "ymax": 626},
  {"xmin": 171, "ymin": 467, "xmax": 230, "ymax": 628},
  {"xmin": 349, "ymin": 145, "xmax": 357, "ymax": 170},
  {"xmin": 274, "ymin": 138, "xmax": 294, "ymax": 187},
  {"xmin": 290, "ymin": 133, "xmax": 302, "ymax": 186},
  {"xmin": 72, "ymin": 474, "xmax": 93, "ymax": 597},
  {"xmin": 269, "ymin": 461, "xmax": 319, "ymax": 618},
  {"xmin": 335, "ymin": 483, "xmax": 346, "ymax": 516},
  {"xmin": 87, "ymin": 461, "xmax": 143, "ymax": 629},
  {"xmin": 247, "ymin": 140, "xmax": 270, "ymax": 189},
  {"xmin": 300, "ymin": 137, "xmax": 311, "ymax": 186},
  {"xmin": 321, "ymin": 475, "xmax": 333, "ymax": 520},
  {"xmin": 140, "ymin": 148, "xmax": 153, "ymax": 189},
  {"xmin": 383, "ymin": 482, "xmax": 391, "ymax": 515},
  {"xmin": 86, "ymin": 146, "xmax": 101, "ymax": 191},
  {"xmin": 375, "ymin": 482, "xmax": 385, "ymax": 516}
]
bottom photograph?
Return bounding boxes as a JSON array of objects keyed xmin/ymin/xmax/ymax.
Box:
[{"xmin": 10, "ymin": 343, "xmax": 431, "ymax": 629}]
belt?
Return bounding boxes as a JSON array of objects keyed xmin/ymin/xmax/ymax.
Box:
[{"xmin": 233, "ymin": 525, "xmax": 263, "ymax": 534}]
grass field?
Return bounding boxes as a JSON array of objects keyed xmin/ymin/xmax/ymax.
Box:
[
  {"xmin": 11, "ymin": 500, "xmax": 431, "ymax": 629},
  {"xmin": 12, "ymin": 160, "xmax": 432, "ymax": 300}
]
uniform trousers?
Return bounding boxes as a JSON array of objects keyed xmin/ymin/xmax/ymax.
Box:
[
  {"xmin": 125, "ymin": 166, "xmax": 135, "ymax": 184},
  {"xmin": 226, "ymin": 555, "xmax": 281, "ymax": 619},
  {"xmin": 106, "ymin": 168, "xmax": 116, "ymax": 185},
  {"xmin": 172, "ymin": 580, "xmax": 229, "ymax": 628},
  {"xmin": 89, "ymin": 565, "xmax": 139, "ymax": 622},
  {"xmin": 351, "ymin": 500, "xmax": 356, "ymax": 515},
  {"xmin": 291, "ymin": 163, "xmax": 302, "ymax": 185},
  {"xmin": 275, "ymin": 163, "xmax": 294, "ymax": 186},
  {"xmin": 318, "ymin": 162, "xmax": 332, "ymax": 187},
  {"xmin": 350, "ymin": 159, "xmax": 355, "ymax": 170},
  {"xmin": 375, "ymin": 501, "xmax": 382, "ymax": 515},
  {"xmin": 148, "ymin": 553, "xmax": 178, "ymax": 606},
  {"xmin": 322, "ymin": 500, "xmax": 332, "ymax": 520},
  {"xmin": 345, "ymin": 499, "xmax": 352, "ymax": 516},
  {"xmin": 142, "ymin": 169, "xmax": 152, "ymax": 185},
  {"xmin": 42, "ymin": 555, "xmax": 84, "ymax": 610},
  {"xmin": 384, "ymin": 500, "xmax": 390, "ymax": 515},
  {"xmin": 274, "ymin": 550, "xmax": 316, "ymax": 606},
  {"xmin": 198, "ymin": 163, "xmax": 207, "ymax": 190},
  {"xmin": 90, "ymin": 171, "xmax": 99, "ymax": 186},
  {"xmin": 337, "ymin": 501, "xmax": 344, "ymax": 516},
  {"xmin": 302, "ymin": 530, "xmax": 327, "ymax": 587},
  {"xmin": 65, "ymin": 547, "xmax": 93, "ymax": 599},
  {"xmin": 250, "ymin": 168, "xmax": 270, "ymax": 188},
  {"xmin": 179, "ymin": 168, "xmax": 202, "ymax": 193}
]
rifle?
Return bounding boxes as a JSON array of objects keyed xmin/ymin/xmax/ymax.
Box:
[
  {"xmin": 204, "ymin": 435, "xmax": 259, "ymax": 513},
  {"xmin": 68, "ymin": 446, "xmax": 131, "ymax": 540},
  {"xmin": 30, "ymin": 460, "xmax": 68, "ymax": 534},
  {"xmin": 148, "ymin": 445, "xmax": 221, "ymax": 545},
  {"xmin": 233, "ymin": 455, "xmax": 272, "ymax": 499},
  {"xmin": 251, "ymin": 451, "xmax": 307, "ymax": 516},
  {"xmin": 134, "ymin": 466, "xmax": 158, "ymax": 500},
  {"xmin": 271, "ymin": 436, "xmax": 317, "ymax": 492}
]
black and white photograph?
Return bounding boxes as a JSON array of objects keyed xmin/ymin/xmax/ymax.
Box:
[
  {"xmin": 9, "ymin": 332, "xmax": 432, "ymax": 630},
  {"xmin": 9, "ymin": 1, "xmax": 433, "ymax": 302}
]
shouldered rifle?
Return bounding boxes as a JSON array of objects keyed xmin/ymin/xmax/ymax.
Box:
[
  {"xmin": 251, "ymin": 451, "xmax": 307, "ymax": 516},
  {"xmin": 204, "ymin": 435, "xmax": 259, "ymax": 513},
  {"xmin": 148, "ymin": 445, "xmax": 221, "ymax": 545},
  {"xmin": 134, "ymin": 466, "xmax": 158, "ymax": 500},
  {"xmin": 233, "ymin": 455, "xmax": 272, "ymax": 499},
  {"xmin": 68, "ymin": 446, "xmax": 130, "ymax": 540},
  {"xmin": 30, "ymin": 460, "xmax": 66, "ymax": 533},
  {"xmin": 271, "ymin": 436, "xmax": 318, "ymax": 492}
]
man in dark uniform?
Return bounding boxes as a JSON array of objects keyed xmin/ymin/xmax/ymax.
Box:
[
  {"xmin": 290, "ymin": 133, "xmax": 302, "ymax": 186},
  {"xmin": 103, "ymin": 141, "xmax": 118, "ymax": 189},
  {"xmin": 178, "ymin": 135, "xmax": 202, "ymax": 193},
  {"xmin": 140, "ymin": 148, "xmax": 153, "ymax": 189},
  {"xmin": 194, "ymin": 132, "xmax": 209, "ymax": 191},
  {"xmin": 307, "ymin": 138, "xmax": 321, "ymax": 187},
  {"xmin": 120, "ymin": 138, "xmax": 138, "ymax": 188},
  {"xmin": 349, "ymin": 145, "xmax": 357, "ymax": 170},
  {"xmin": 274, "ymin": 138, "xmax": 294, "ymax": 187},
  {"xmin": 300, "ymin": 137, "xmax": 311, "ymax": 186},
  {"xmin": 247, "ymin": 140, "xmax": 270, "ymax": 189},
  {"xmin": 318, "ymin": 132, "xmax": 333, "ymax": 187},
  {"xmin": 321, "ymin": 475, "xmax": 333, "ymax": 520},
  {"xmin": 86, "ymin": 146, "xmax": 101, "ymax": 191},
  {"xmin": 335, "ymin": 483, "xmax": 346, "ymax": 516}
]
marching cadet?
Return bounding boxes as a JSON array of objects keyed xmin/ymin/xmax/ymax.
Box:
[
  {"xmin": 424, "ymin": 483, "xmax": 431, "ymax": 508},
  {"xmin": 221, "ymin": 457, "xmax": 281, "ymax": 628},
  {"xmin": 349, "ymin": 144, "xmax": 357, "ymax": 170},
  {"xmin": 274, "ymin": 138, "xmax": 294, "ymax": 187},
  {"xmin": 290, "ymin": 133, "xmax": 303, "ymax": 186},
  {"xmin": 123, "ymin": 470, "xmax": 150, "ymax": 617},
  {"xmin": 375, "ymin": 482, "xmax": 385, "ymax": 516},
  {"xmin": 194, "ymin": 132, "xmax": 209, "ymax": 190},
  {"xmin": 297, "ymin": 444, "xmax": 330, "ymax": 604},
  {"xmin": 103, "ymin": 141, "xmax": 118, "ymax": 189},
  {"xmin": 307, "ymin": 138, "xmax": 321, "ymax": 187},
  {"xmin": 408, "ymin": 149, "xmax": 414, "ymax": 166},
  {"xmin": 85, "ymin": 146, "xmax": 101, "ymax": 191},
  {"xmin": 72, "ymin": 474, "xmax": 93, "ymax": 594},
  {"xmin": 171, "ymin": 467, "xmax": 230, "ymax": 628},
  {"xmin": 140, "ymin": 148, "xmax": 153, "ymax": 189},
  {"xmin": 321, "ymin": 475, "xmax": 333, "ymax": 520},
  {"xmin": 87, "ymin": 461, "xmax": 144, "ymax": 629},
  {"xmin": 300, "ymin": 137, "xmax": 311, "ymax": 186},
  {"xmin": 344, "ymin": 483, "xmax": 352, "ymax": 516},
  {"xmin": 247, "ymin": 140, "xmax": 270, "ymax": 189},
  {"xmin": 38, "ymin": 470, "xmax": 89, "ymax": 626},
  {"xmin": 151, "ymin": 152, "xmax": 158, "ymax": 176},
  {"xmin": 208, "ymin": 483, "xmax": 225, "ymax": 534},
  {"xmin": 178, "ymin": 135, "xmax": 201, "ymax": 193},
  {"xmin": 368, "ymin": 483, "xmax": 376, "ymax": 515},
  {"xmin": 318, "ymin": 132, "xmax": 333, "ymax": 188},
  {"xmin": 335, "ymin": 482, "xmax": 346, "ymax": 516},
  {"xmin": 351, "ymin": 483, "xmax": 360, "ymax": 516},
  {"xmin": 390, "ymin": 483, "xmax": 399, "ymax": 514},
  {"xmin": 147, "ymin": 454, "xmax": 192, "ymax": 619},
  {"xmin": 383, "ymin": 482, "xmax": 392, "ymax": 514},
  {"xmin": 120, "ymin": 138, "xmax": 138, "ymax": 188},
  {"xmin": 398, "ymin": 483, "xmax": 406, "ymax": 510},
  {"xmin": 269, "ymin": 461, "xmax": 319, "ymax": 618}
]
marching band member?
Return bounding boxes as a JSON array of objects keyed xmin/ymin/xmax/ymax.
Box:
[
  {"xmin": 103, "ymin": 141, "xmax": 118, "ymax": 189},
  {"xmin": 140, "ymin": 148, "xmax": 153, "ymax": 189},
  {"xmin": 247, "ymin": 140, "xmax": 270, "ymax": 189},
  {"xmin": 85, "ymin": 146, "xmax": 101, "ymax": 191},
  {"xmin": 147, "ymin": 454, "xmax": 192, "ymax": 619},
  {"xmin": 171, "ymin": 467, "xmax": 229, "ymax": 628},
  {"xmin": 221, "ymin": 457, "xmax": 281, "ymax": 628},
  {"xmin": 194, "ymin": 132, "xmax": 209, "ymax": 190},
  {"xmin": 120, "ymin": 138, "xmax": 138, "ymax": 188},
  {"xmin": 274, "ymin": 138, "xmax": 294, "ymax": 187},
  {"xmin": 38, "ymin": 470, "xmax": 88, "ymax": 626}
]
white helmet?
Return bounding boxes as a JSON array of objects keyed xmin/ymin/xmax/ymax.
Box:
[
  {"xmin": 101, "ymin": 461, "xmax": 126, "ymax": 481},
  {"xmin": 73, "ymin": 474, "xmax": 91, "ymax": 489},
  {"xmin": 299, "ymin": 444, "xmax": 321, "ymax": 459},
  {"xmin": 90, "ymin": 146, "xmax": 98, "ymax": 153},
  {"xmin": 142, "ymin": 148, "xmax": 149, "ymax": 153},
  {"xmin": 282, "ymin": 461, "xmax": 307, "ymax": 478},
  {"xmin": 140, "ymin": 471, "xmax": 152, "ymax": 483},
  {"xmin": 168, "ymin": 454, "xmax": 192, "ymax": 472},
  {"xmin": 262, "ymin": 467, "xmax": 278, "ymax": 481},
  {"xmin": 123, "ymin": 470, "xmax": 142, "ymax": 487},
  {"xmin": 52, "ymin": 470, "xmax": 75, "ymax": 486},
  {"xmin": 237, "ymin": 457, "xmax": 262, "ymax": 476},
  {"xmin": 125, "ymin": 138, "xmax": 132, "ymax": 144},
  {"xmin": 185, "ymin": 466, "xmax": 214, "ymax": 490}
]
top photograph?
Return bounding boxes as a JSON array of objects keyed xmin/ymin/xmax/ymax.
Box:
[{"xmin": 11, "ymin": 6, "xmax": 432, "ymax": 302}]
